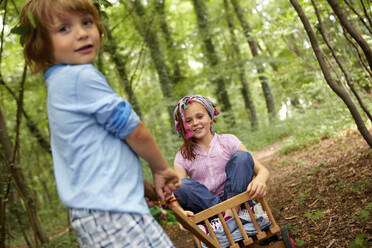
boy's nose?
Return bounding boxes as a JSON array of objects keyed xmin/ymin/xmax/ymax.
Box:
[{"xmin": 76, "ymin": 26, "xmax": 89, "ymax": 39}]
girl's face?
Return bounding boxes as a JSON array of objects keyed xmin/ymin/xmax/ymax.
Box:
[
  {"xmin": 49, "ymin": 11, "xmax": 100, "ymax": 65},
  {"xmin": 184, "ymin": 102, "xmax": 214, "ymax": 141}
]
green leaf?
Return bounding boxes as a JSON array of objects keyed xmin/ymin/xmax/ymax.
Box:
[
  {"xmin": 10, "ymin": 24, "xmax": 30, "ymax": 35},
  {"xmin": 27, "ymin": 10, "xmax": 36, "ymax": 28}
]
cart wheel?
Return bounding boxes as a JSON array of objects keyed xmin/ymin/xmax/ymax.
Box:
[{"xmin": 281, "ymin": 227, "xmax": 296, "ymax": 248}]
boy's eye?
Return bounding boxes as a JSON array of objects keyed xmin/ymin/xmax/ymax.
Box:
[
  {"xmin": 83, "ymin": 19, "xmax": 93, "ymax": 26},
  {"xmin": 185, "ymin": 119, "xmax": 191, "ymax": 123}
]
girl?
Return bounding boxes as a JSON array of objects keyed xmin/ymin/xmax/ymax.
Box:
[
  {"xmin": 173, "ymin": 95, "xmax": 270, "ymax": 222},
  {"xmin": 20, "ymin": 0, "xmax": 179, "ymax": 247}
]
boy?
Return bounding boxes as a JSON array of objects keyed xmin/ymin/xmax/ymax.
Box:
[{"xmin": 20, "ymin": 0, "xmax": 180, "ymax": 247}]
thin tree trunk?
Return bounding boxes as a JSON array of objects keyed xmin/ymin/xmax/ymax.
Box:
[
  {"xmin": 290, "ymin": 0, "xmax": 372, "ymax": 148},
  {"xmin": 231, "ymin": 0, "xmax": 276, "ymax": 120},
  {"xmin": 327, "ymin": 0, "xmax": 372, "ymax": 72},
  {"xmin": 131, "ymin": 0, "xmax": 174, "ymax": 128},
  {"xmin": 312, "ymin": 0, "xmax": 372, "ymax": 121},
  {"xmin": 223, "ymin": 0, "xmax": 258, "ymax": 129},
  {"xmin": 104, "ymin": 25, "xmax": 143, "ymax": 118},
  {"xmin": 360, "ymin": 0, "xmax": 372, "ymax": 31},
  {"xmin": 0, "ymin": 109, "xmax": 10, "ymax": 248},
  {"xmin": 155, "ymin": 0, "xmax": 184, "ymax": 86},
  {"xmin": 343, "ymin": 0, "xmax": 372, "ymax": 36},
  {"xmin": 191, "ymin": 0, "xmax": 233, "ymax": 114},
  {"xmin": 0, "ymin": 78, "xmax": 50, "ymax": 152}
]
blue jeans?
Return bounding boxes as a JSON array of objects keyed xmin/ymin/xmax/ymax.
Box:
[{"xmin": 174, "ymin": 151, "xmax": 255, "ymax": 213}]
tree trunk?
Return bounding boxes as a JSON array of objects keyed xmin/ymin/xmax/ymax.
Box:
[
  {"xmin": 155, "ymin": 0, "xmax": 184, "ymax": 87},
  {"xmin": 104, "ymin": 25, "xmax": 143, "ymax": 118},
  {"xmin": 131, "ymin": 0, "xmax": 174, "ymax": 128},
  {"xmin": 191, "ymin": 0, "xmax": 233, "ymax": 114},
  {"xmin": 289, "ymin": 0, "xmax": 372, "ymax": 148},
  {"xmin": 0, "ymin": 66, "xmax": 49, "ymax": 246},
  {"xmin": 327, "ymin": 0, "xmax": 372, "ymax": 72},
  {"xmin": 223, "ymin": 0, "xmax": 258, "ymax": 129},
  {"xmin": 231, "ymin": 0, "xmax": 276, "ymax": 120},
  {"xmin": 312, "ymin": 0, "xmax": 372, "ymax": 121}
]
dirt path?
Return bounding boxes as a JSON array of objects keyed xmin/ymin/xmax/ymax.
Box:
[{"xmin": 163, "ymin": 128, "xmax": 372, "ymax": 248}]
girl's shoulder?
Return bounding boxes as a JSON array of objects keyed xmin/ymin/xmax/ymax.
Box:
[{"xmin": 216, "ymin": 133, "xmax": 240, "ymax": 142}]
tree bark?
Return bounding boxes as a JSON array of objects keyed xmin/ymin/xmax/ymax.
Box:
[
  {"xmin": 327, "ymin": 0, "xmax": 372, "ymax": 72},
  {"xmin": 191, "ymin": 0, "xmax": 233, "ymax": 114},
  {"xmin": 290, "ymin": 0, "xmax": 372, "ymax": 148},
  {"xmin": 343, "ymin": 0, "xmax": 372, "ymax": 36},
  {"xmin": 131, "ymin": 0, "xmax": 175, "ymax": 128},
  {"xmin": 223, "ymin": 0, "xmax": 258, "ymax": 129},
  {"xmin": 231, "ymin": 0, "xmax": 276, "ymax": 120},
  {"xmin": 155, "ymin": 0, "xmax": 184, "ymax": 86},
  {"xmin": 104, "ymin": 25, "xmax": 143, "ymax": 118}
]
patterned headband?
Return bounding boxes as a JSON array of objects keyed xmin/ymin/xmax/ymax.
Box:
[{"xmin": 173, "ymin": 95, "xmax": 220, "ymax": 139}]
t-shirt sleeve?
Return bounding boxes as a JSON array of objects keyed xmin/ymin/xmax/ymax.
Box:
[
  {"xmin": 75, "ymin": 66, "xmax": 140, "ymax": 139},
  {"xmin": 174, "ymin": 151, "xmax": 188, "ymax": 171},
  {"xmin": 222, "ymin": 134, "xmax": 242, "ymax": 155}
]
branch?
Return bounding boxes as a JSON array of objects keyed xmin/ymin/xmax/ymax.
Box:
[
  {"xmin": 360, "ymin": 0, "xmax": 372, "ymax": 30},
  {"xmin": 289, "ymin": 0, "xmax": 372, "ymax": 147},
  {"xmin": 327, "ymin": 0, "xmax": 372, "ymax": 72},
  {"xmin": 12, "ymin": 64, "xmax": 27, "ymax": 162},
  {"xmin": 343, "ymin": 27, "xmax": 372, "ymax": 78},
  {"xmin": 312, "ymin": 0, "xmax": 372, "ymax": 121},
  {"xmin": 343, "ymin": 0, "xmax": 372, "ymax": 35},
  {"xmin": 0, "ymin": 78, "xmax": 50, "ymax": 152}
]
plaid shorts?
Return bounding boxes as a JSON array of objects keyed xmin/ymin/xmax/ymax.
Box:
[{"xmin": 70, "ymin": 209, "xmax": 175, "ymax": 248}]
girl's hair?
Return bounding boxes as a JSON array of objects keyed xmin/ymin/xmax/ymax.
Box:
[
  {"xmin": 20, "ymin": 0, "xmax": 106, "ymax": 74},
  {"xmin": 173, "ymin": 95, "xmax": 220, "ymax": 160},
  {"xmin": 175, "ymin": 109, "xmax": 198, "ymax": 161}
]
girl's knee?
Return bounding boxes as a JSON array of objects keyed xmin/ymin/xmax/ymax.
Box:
[
  {"xmin": 226, "ymin": 151, "xmax": 254, "ymax": 172},
  {"xmin": 175, "ymin": 178, "xmax": 200, "ymax": 195}
]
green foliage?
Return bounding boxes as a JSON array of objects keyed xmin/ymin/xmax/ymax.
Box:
[
  {"xmin": 349, "ymin": 234, "xmax": 371, "ymax": 248},
  {"xmin": 295, "ymin": 191, "xmax": 310, "ymax": 204},
  {"xmin": 295, "ymin": 239, "xmax": 306, "ymax": 247},
  {"xmin": 303, "ymin": 210, "xmax": 325, "ymax": 220},
  {"xmin": 353, "ymin": 202, "xmax": 372, "ymax": 222},
  {"xmin": 150, "ymin": 206, "xmax": 178, "ymax": 226},
  {"xmin": 39, "ymin": 232, "xmax": 79, "ymax": 248}
]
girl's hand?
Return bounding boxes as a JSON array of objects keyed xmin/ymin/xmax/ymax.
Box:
[
  {"xmin": 178, "ymin": 210, "xmax": 194, "ymax": 232},
  {"xmin": 246, "ymin": 178, "xmax": 267, "ymax": 200}
]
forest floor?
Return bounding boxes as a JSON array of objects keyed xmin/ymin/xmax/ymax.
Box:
[{"xmin": 162, "ymin": 127, "xmax": 372, "ymax": 248}]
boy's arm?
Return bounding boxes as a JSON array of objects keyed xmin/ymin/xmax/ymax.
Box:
[{"xmin": 125, "ymin": 121, "xmax": 180, "ymax": 200}]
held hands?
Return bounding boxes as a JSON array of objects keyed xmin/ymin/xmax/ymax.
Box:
[
  {"xmin": 246, "ymin": 177, "xmax": 267, "ymax": 200},
  {"xmin": 153, "ymin": 167, "xmax": 181, "ymax": 201}
]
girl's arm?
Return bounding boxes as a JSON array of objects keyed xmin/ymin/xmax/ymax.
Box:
[
  {"xmin": 174, "ymin": 165, "xmax": 188, "ymax": 179},
  {"xmin": 238, "ymin": 143, "xmax": 270, "ymax": 199},
  {"xmin": 125, "ymin": 121, "xmax": 180, "ymax": 200}
]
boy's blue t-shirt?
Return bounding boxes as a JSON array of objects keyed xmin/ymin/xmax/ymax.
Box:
[{"xmin": 44, "ymin": 64, "xmax": 149, "ymax": 214}]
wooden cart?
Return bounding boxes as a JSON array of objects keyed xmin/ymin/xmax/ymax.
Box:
[{"xmin": 145, "ymin": 181, "xmax": 296, "ymax": 248}]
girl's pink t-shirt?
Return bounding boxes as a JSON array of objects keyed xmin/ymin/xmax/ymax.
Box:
[{"xmin": 174, "ymin": 133, "xmax": 241, "ymax": 197}]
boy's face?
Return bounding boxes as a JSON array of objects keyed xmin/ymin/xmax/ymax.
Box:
[{"xmin": 49, "ymin": 11, "xmax": 100, "ymax": 65}]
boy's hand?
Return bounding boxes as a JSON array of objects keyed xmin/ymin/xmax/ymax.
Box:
[{"xmin": 153, "ymin": 168, "xmax": 181, "ymax": 200}]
